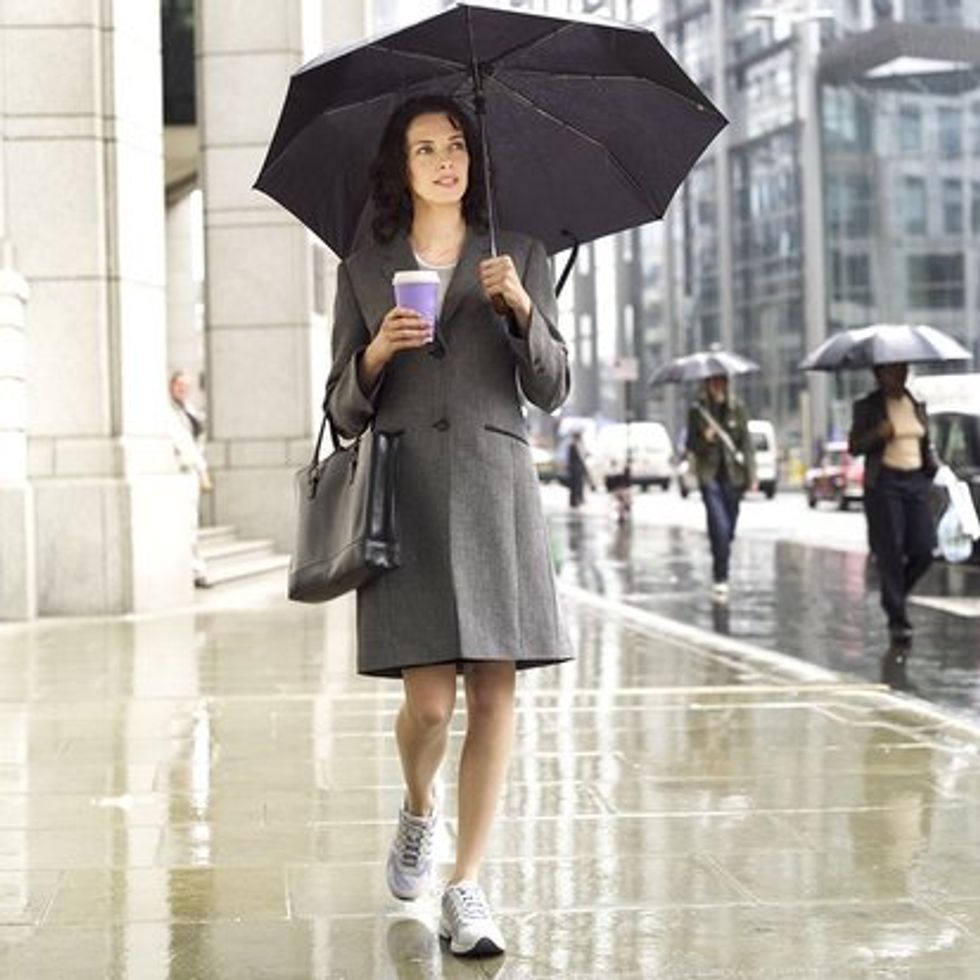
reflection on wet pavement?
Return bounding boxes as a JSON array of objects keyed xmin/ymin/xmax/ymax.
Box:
[
  {"xmin": 1, "ymin": 575, "xmax": 980, "ymax": 975},
  {"xmin": 551, "ymin": 511, "xmax": 980, "ymax": 717}
]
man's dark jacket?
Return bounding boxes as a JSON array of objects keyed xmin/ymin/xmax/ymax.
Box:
[{"xmin": 848, "ymin": 388, "xmax": 937, "ymax": 492}]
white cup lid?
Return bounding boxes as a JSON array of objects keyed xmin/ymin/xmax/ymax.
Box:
[{"xmin": 393, "ymin": 270, "xmax": 440, "ymax": 285}]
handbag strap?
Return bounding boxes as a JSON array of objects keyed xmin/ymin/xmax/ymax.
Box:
[{"xmin": 696, "ymin": 403, "xmax": 744, "ymax": 465}]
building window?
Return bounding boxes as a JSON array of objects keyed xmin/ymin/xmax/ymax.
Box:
[
  {"xmin": 943, "ymin": 179, "xmax": 963, "ymax": 234},
  {"xmin": 938, "ymin": 107, "xmax": 962, "ymax": 159},
  {"xmin": 903, "ymin": 177, "xmax": 927, "ymax": 235},
  {"xmin": 831, "ymin": 251, "xmax": 873, "ymax": 305},
  {"xmin": 972, "ymin": 104, "xmax": 980, "ymax": 155},
  {"xmin": 972, "ymin": 182, "xmax": 980, "ymax": 233},
  {"xmin": 907, "ymin": 253, "xmax": 964, "ymax": 308},
  {"xmin": 898, "ymin": 105, "xmax": 922, "ymax": 153}
]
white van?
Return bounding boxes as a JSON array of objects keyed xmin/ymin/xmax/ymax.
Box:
[
  {"xmin": 596, "ymin": 421, "xmax": 673, "ymax": 491},
  {"xmin": 748, "ymin": 419, "xmax": 778, "ymax": 498}
]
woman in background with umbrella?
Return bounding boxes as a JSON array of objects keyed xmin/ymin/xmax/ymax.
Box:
[
  {"xmin": 686, "ymin": 374, "xmax": 757, "ymax": 600},
  {"xmin": 803, "ymin": 323, "xmax": 970, "ymax": 679},
  {"xmin": 848, "ymin": 362, "xmax": 938, "ymax": 667},
  {"xmin": 651, "ymin": 346, "xmax": 759, "ymax": 601},
  {"xmin": 325, "ymin": 95, "xmax": 570, "ymax": 959}
]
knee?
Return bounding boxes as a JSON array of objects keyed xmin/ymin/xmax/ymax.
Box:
[
  {"xmin": 465, "ymin": 668, "xmax": 515, "ymax": 721},
  {"xmin": 403, "ymin": 694, "xmax": 454, "ymax": 736}
]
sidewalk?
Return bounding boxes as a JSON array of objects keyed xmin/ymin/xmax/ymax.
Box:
[{"xmin": 1, "ymin": 572, "xmax": 980, "ymax": 977}]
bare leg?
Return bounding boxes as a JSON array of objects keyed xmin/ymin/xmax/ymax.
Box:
[
  {"xmin": 396, "ymin": 663, "xmax": 457, "ymax": 816},
  {"xmin": 451, "ymin": 661, "xmax": 516, "ymax": 883}
]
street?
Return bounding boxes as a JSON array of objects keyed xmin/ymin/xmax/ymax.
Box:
[{"xmin": 540, "ymin": 482, "xmax": 980, "ymax": 720}]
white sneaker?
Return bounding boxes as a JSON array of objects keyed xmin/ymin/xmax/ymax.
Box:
[
  {"xmin": 386, "ymin": 803, "xmax": 438, "ymax": 901},
  {"xmin": 439, "ymin": 880, "xmax": 505, "ymax": 957},
  {"xmin": 711, "ymin": 581, "xmax": 729, "ymax": 602}
]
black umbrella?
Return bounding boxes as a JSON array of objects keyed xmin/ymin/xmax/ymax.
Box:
[
  {"xmin": 254, "ymin": 2, "xmax": 726, "ymax": 266},
  {"xmin": 649, "ymin": 348, "xmax": 759, "ymax": 386},
  {"xmin": 800, "ymin": 323, "xmax": 972, "ymax": 371}
]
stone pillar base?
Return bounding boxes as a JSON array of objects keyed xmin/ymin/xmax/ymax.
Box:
[
  {"xmin": 213, "ymin": 467, "xmax": 295, "ymax": 554},
  {"xmin": 0, "ymin": 484, "xmax": 37, "ymax": 620},
  {"xmin": 33, "ymin": 474, "xmax": 194, "ymax": 615}
]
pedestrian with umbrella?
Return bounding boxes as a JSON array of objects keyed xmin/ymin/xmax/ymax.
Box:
[
  {"xmin": 320, "ymin": 94, "xmax": 573, "ymax": 958},
  {"xmin": 801, "ymin": 323, "xmax": 971, "ymax": 679},
  {"xmin": 651, "ymin": 347, "xmax": 758, "ymax": 600},
  {"xmin": 256, "ymin": 3, "xmax": 725, "ymax": 959}
]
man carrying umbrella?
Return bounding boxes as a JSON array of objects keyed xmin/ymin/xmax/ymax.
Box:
[{"xmin": 686, "ymin": 374, "xmax": 756, "ymax": 600}]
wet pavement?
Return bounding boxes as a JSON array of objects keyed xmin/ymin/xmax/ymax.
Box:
[
  {"xmin": 545, "ymin": 488, "xmax": 980, "ymax": 722},
  {"xmin": 2, "ymin": 569, "xmax": 980, "ymax": 976}
]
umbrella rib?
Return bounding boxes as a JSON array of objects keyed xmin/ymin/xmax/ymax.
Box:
[
  {"xmin": 502, "ymin": 67, "xmax": 722, "ymax": 115},
  {"xmin": 487, "ymin": 74, "xmax": 666, "ymax": 216}
]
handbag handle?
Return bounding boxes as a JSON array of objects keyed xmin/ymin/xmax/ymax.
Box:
[{"xmin": 307, "ymin": 412, "xmax": 364, "ymax": 498}]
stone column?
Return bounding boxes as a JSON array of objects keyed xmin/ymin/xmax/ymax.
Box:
[
  {"xmin": 3, "ymin": 2, "xmax": 191, "ymax": 614},
  {"xmin": 0, "ymin": 9, "xmax": 36, "ymax": 620},
  {"xmin": 0, "ymin": 257, "xmax": 35, "ymax": 620},
  {"xmin": 197, "ymin": 0, "xmax": 366, "ymax": 551},
  {"xmin": 166, "ymin": 190, "xmax": 205, "ymax": 394}
]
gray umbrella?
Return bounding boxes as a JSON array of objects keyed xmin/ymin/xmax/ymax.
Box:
[
  {"xmin": 801, "ymin": 323, "xmax": 971, "ymax": 371},
  {"xmin": 649, "ymin": 349, "xmax": 759, "ymax": 386}
]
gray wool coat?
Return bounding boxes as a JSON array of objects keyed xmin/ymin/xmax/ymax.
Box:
[{"xmin": 325, "ymin": 227, "xmax": 573, "ymax": 678}]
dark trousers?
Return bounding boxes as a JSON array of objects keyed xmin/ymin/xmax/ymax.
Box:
[
  {"xmin": 864, "ymin": 468, "xmax": 935, "ymax": 636},
  {"xmin": 701, "ymin": 479, "xmax": 741, "ymax": 583}
]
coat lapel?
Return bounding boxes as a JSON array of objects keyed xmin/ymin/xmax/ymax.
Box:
[{"xmin": 439, "ymin": 228, "xmax": 490, "ymax": 329}]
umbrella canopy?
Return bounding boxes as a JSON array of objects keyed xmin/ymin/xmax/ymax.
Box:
[
  {"xmin": 800, "ymin": 324, "xmax": 972, "ymax": 371},
  {"xmin": 649, "ymin": 349, "xmax": 759, "ymax": 386},
  {"xmin": 254, "ymin": 2, "xmax": 726, "ymax": 258}
]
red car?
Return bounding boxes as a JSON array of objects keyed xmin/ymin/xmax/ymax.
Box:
[{"xmin": 805, "ymin": 441, "xmax": 865, "ymax": 510}]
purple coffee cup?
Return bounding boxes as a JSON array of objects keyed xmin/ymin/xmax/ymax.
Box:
[{"xmin": 393, "ymin": 270, "xmax": 440, "ymax": 335}]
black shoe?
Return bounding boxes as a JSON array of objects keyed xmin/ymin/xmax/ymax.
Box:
[{"xmin": 881, "ymin": 651, "xmax": 909, "ymax": 690}]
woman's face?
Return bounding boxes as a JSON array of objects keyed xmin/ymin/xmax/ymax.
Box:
[
  {"xmin": 705, "ymin": 376, "xmax": 728, "ymax": 403},
  {"xmin": 875, "ymin": 363, "xmax": 908, "ymax": 396},
  {"xmin": 405, "ymin": 112, "xmax": 469, "ymax": 210}
]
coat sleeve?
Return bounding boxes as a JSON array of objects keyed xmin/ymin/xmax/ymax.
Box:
[
  {"xmin": 505, "ymin": 238, "xmax": 570, "ymax": 413},
  {"xmin": 848, "ymin": 396, "xmax": 885, "ymax": 457},
  {"xmin": 324, "ymin": 261, "xmax": 383, "ymax": 440},
  {"xmin": 735, "ymin": 403, "xmax": 756, "ymax": 485}
]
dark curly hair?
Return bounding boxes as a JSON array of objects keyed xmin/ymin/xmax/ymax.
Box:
[{"xmin": 370, "ymin": 94, "xmax": 487, "ymax": 244}]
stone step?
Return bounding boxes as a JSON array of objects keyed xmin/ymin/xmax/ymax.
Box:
[
  {"xmin": 203, "ymin": 552, "xmax": 291, "ymax": 587},
  {"xmin": 198, "ymin": 525, "xmax": 238, "ymax": 547},
  {"xmin": 200, "ymin": 537, "xmax": 277, "ymax": 563}
]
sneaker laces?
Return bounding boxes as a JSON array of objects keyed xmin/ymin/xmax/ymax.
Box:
[
  {"xmin": 450, "ymin": 883, "xmax": 490, "ymax": 923},
  {"xmin": 395, "ymin": 812, "xmax": 433, "ymax": 870}
]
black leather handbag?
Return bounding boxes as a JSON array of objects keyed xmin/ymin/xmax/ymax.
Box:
[{"xmin": 288, "ymin": 414, "xmax": 400, "ymax": 603}]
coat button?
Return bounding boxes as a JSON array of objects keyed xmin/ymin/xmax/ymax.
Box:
[{"xmin": 433, "ymin": 418, "xmax": 450, "ymax": 431}]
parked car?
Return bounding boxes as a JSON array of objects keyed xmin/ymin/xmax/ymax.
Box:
[
  {"xmin": 929, "ymin": 407, "xmax": 980, "ymax": 563},
  {"xmin": 805, "ymin": 441, "xmax": 865, "ymax": 510},
  {"xmin": 595, "ymin": 421, "xmax": 673, "ymax": 491},
  {"xmin": 748, "ymin": 419, "xmax": 778, "ymax": 498}
]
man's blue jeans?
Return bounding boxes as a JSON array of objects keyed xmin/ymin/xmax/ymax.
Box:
[{"xmin": 700, "ymin": 479, "xmax": 742, "ymax": 584}]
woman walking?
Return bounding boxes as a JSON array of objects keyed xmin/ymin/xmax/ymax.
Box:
[
  {"xmin": 849, "ymin": 362, "xmax": 937, "ymax": 668},
  {"xmin": 685, "ymin": 375, "xmax": 755, "ymax": 600},
  {"xmin": 324, "ymin": 95, "xmax": 571, "ymax": 958}
]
